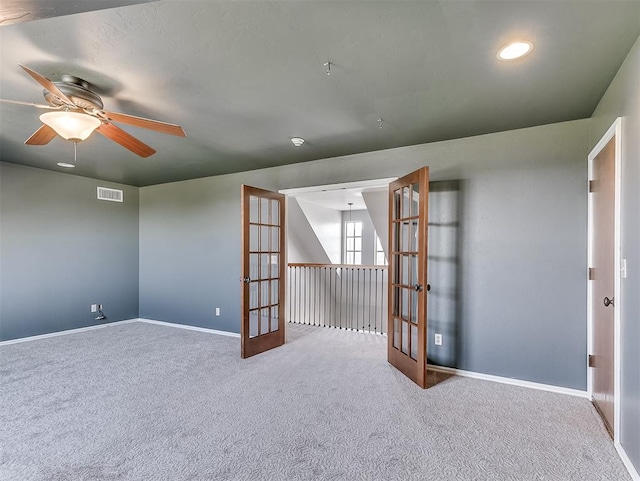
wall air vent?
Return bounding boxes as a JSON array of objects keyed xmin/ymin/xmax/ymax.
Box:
[{"xmin": 97, "ymin": 187, "xmax": 124, "ymax": 202}]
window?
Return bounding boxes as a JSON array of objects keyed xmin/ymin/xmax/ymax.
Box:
[
  {"xmin": 375, "ymin": 234, "xmax": 387, "ymax": 265},
  {"xmin": 344, "ymin": 221, "xmax": 362, "ymax": 264}
]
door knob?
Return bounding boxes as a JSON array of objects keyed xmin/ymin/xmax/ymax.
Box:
[
  {"xmin": 603, "ymin": 296, "xmax": 614, "ymax": 307},
  {"xmin": 414, "ymin": 284, "xmax": 423, "ymax": 292},
  {"xmin": 240, "ymin": 277, "xmax": 251, "ymax": 284},
  {"xmin": 426, "ymin": 284, "xmax": 431, "ymax": 292}
]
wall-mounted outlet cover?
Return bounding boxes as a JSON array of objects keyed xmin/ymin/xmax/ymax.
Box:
[
  {"xmin": 215, "ymin": 308, "xmax": 221, "ymax": 316},
  {"xmin": 91, "ymin": 304, "xmax": 98, "ymax": 313},
  {"xmin": 435, "ymin": 333, "xmax": 443, "ymax": 346}
]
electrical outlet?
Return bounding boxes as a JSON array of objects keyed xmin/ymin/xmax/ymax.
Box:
[
  {"xmin": 435, "ymin": 333, "xmax": 443, "ymax": 346},
  {"xmin": 91, "ymin": 304, "xmax": 98, "ymax": 313},
  {"xmin": 215, "ymin": 308, "xmax": 220, "ymax": 316}
]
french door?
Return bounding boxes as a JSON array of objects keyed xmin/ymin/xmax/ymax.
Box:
[
  {"xmin": 388, "ymin": 167, "xmax": 430, "ymax": 388},
  {"xmin": 240, "ymin": 185, "xmax": 286, "ymax": 358}
]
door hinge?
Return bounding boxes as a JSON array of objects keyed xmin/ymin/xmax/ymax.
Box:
[
  {"xmin": 588, "ymin": 354, "xmax": 595, "ymax": 368},
  {"xmin": 588, "ymin": 180, "xmax": 595, "ymax": 193},
  {"xmin": 588, "ymin": 267, "xmax": 594, "ymax": 280}
]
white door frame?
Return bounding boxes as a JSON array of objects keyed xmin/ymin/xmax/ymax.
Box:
[{"xmin": 586, "ymin": 117, "xmax": 622, "ymax": 443}]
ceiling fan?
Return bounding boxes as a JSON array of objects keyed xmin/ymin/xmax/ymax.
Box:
[{"xmin": 0, "ymin": 65, "xmax": 186, "ymax": 157}]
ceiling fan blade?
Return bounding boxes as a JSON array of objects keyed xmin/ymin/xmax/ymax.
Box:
[
  {"xmin": 100, "ymin": 110, "xmax": 186, "ymax": 137},
  {"xmin": 19, "ymin": 64, "xmax": 75, "ymax": 106},
  {"xmin": 0, "ymin": 98, "xmax": 60, "ymax": 109},
  {"xmin": 25, "ymin": 124, "xmax": 58, "ymax": 145},
  {"xmin": 97, "ymin": 122, "xmax": 156, "ymax": 158}
]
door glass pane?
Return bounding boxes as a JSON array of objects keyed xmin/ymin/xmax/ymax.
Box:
[
  {"xmin": 271, "ymin": 199, "xmax": 279, "ymax": 226},
  {"xmin": 260, "ymin": 308, "xmax": 269, "ymax": 334},
  {"xmin": 250, "ymin": 253, "xmax": 259, "ymax": 279},
  {"xmin": 249, "ymin": 310, "xmax": 259, "ymax": 338},
  {"xmin": 271, "ymin": 280, "xmax": 279, "ymax": 305},
  {"xmin": 410, "ymin": 290, "xmax": 418, "ymax": 324},
  {"xmin": 394, "ymin": 190, "xmax": 401, "ymax": 218},
  {"xmin": 355, "ymin": 222, "xmax": 362, "ymax": 236},
  {"xmin": 401, "ymin": 221, "xmax": 409, "ymax": 252},
  {"xmin": 392, "ymin": 287, "xmax": 400, "ymax": 316},
  {"xmin": 401, "ymin": 321, "xmax": 408, "ymax": 354},
  {"xmin": 411, "ymin": 255, "xmax": 418, "ymax": 286},
  {"xmin": 410, "ymin": 324, "xmax": 418, "ymax": 360},
  {"xmin": 402, "ymin": 187, "xmax": 410, "ymax": 218},
  {"xmin": 260, "ymin": 254, "xmax": 269, "ymax": 279},
  {"xmin": 411, "ymin": 182, "xmax": 419, "ymax": 217},
  {"xmin": 393, "ymin": 318, "xmax": 400, "ymax": 349},
  {"xmin": 250, "ymin": 196, "xmax": 259, "ymax": 223},
  {"xmin": 250, "ymin": 225, "xmax": 259, "ymax": 251},
  {"xmin": 401, "ymin": 288, "xmax": 409, "ymax": 320},
  {"xmin": 249, "ymin": 282, "xmax": 258, "ymax": 309},
  {"xmin": 393, "ymin": 222, "xmax": 399, "ymax": 252},
  {"xmin": 354, "ymin": 252, "xmax": 361, "ymax": 264},
  {"xmin": 393, "ymin": 254, "xmax": 401, "ymax": 283},
  {"xmin": 271, "ymin": 227, "xmax": 279, "ymax": 252},
  {"xmin": 271, "ymin": 305, "xmax": 279, "ymax": 331},
  {"xmin": 260, "ymin": 280, "xmax": 269, "ymax": 307},
  {"xmin": 355, "ymin": 237, "xmax": 362, "ymax": 251},
  {"xmin": 346, "ymin": 252, "xmax": 354, "ymax": 264},
  {"xmin": 347, "ymin": 238, "xmax": 354, "ymax": 251},
  {"xmin": 260, "ymin": 198, "xmax": 270, "ymax": 224},
  {"xmin": 260, "ymin": 226, "xmax": 269, "ymax": 251},
  {"xmin": 401, "ymin": 255, "xmax": 409, "ymax": 285},
  {"xmin": 410, "ymin": 220, "xmax": 418, "ymax": 252},
  {"xmin": 270, "ymin": 254, "xmax": 279, "ymax": 278}
]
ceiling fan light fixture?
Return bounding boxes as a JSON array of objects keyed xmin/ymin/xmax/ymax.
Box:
[
  {"xmin": 39, "ymin": 111, "xmax": 101, "ymax": 141},
  {"xmin": 290, "ymin": 137, "xmax": 305, "ymax": 147},
  {"xmin": 497, "ymin": 41, "xmax": 533, "ymax": 61}
]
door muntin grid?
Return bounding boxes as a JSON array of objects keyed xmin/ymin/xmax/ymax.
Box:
[
  {"xmin": 391, "ymin": 182, "xmax": 420, "ymax": 360},
  {"xmin": 248, "ymin": 195, "xmax": 281, "ymax": 338}
]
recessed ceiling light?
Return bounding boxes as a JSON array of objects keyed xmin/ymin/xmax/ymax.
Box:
[
  {"xmin": 56, "ymin": 162, "xmax": 75, "ymax": 168},
  {"xmin": 497, "ymin": 41, "xmax": 533, "ymax": 61},
  {"xmin": 290, "ymin": 137, "xmax": 305, "ymax": 147}
]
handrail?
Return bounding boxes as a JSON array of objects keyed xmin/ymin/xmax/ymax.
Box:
[{"xmin": 288, "ymin": 263, "xmax": 388, "ymax": 269}]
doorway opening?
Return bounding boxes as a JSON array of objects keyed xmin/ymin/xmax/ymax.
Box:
[{"xmin": 281, "ymin": 178, "xmax": 395, "ymax": 334}]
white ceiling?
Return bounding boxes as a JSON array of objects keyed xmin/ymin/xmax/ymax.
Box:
[{"xmin": 1, "ymin": 1, "xmax": 639, "ymax": 186}]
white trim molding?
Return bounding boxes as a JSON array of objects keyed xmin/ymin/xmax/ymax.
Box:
[
  {"xmin": 0, "ymin": 318, "xmax": 240, "ymax": 347},
  {"xmin": 136, "ymin": 318, "xmax": 240, "ymax": 338},
  {"xmin": 616, "ymin": 442, "xmax": 640, "ymax": 481},
  {"xmin": 0, "ymin": 319, "xmax": 138, "ymax": 346},
  {"xmin": 586, "ymin": 117, "xmax": 623, "ymax": 443},
  {"xmin": 427, "ymin": 364, "xmax": 589, "ymax": 398}
]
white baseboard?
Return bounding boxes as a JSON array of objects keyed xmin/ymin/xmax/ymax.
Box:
[
  {"xmin": 427, "ymin": 363, "xmax": 589, "ymax": 399},
  {"xmin": 616, "ymin": 442, "xmax": 640, "ymax": 481},
  {"xmin": 136, "ymin": 318, "xmax": 240, "ymax": 338},
  {"xmin": 0, "ymin": 318, "xmax": 239, "ymax": 346},
  {"xmin": 0, "ymin": 319, "xmax": 138, "ymax": 346}
]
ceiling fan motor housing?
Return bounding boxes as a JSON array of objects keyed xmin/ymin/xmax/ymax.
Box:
[{"xmin": 43, "ymin": 74, "xmax": 103, "ymax": 110}]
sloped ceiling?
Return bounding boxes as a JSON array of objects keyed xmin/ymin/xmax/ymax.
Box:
[{"xmin": 0, "ymin": 1, "xmax": 639, "ymax": 186}]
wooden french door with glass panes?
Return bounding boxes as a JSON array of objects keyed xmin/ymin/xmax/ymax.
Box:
[
  {"xmin": 388, "ymin": 167, "xmax": 429, "ymax": 388},
  {"xmin": 240, "ymin": 185, "xmax": 286, "ymax": 358}
]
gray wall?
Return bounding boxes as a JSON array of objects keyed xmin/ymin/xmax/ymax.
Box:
[
  {"xmin": 590, "ymin": 35, "xmax": 640, "ymax": 473},
  {"xmin": 0, "ymin": 162, "xmax": 139, "ymax": 341},
  {"xmin": 140, "ymin": 118, "xmax": 590, "ymax": 390}
]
